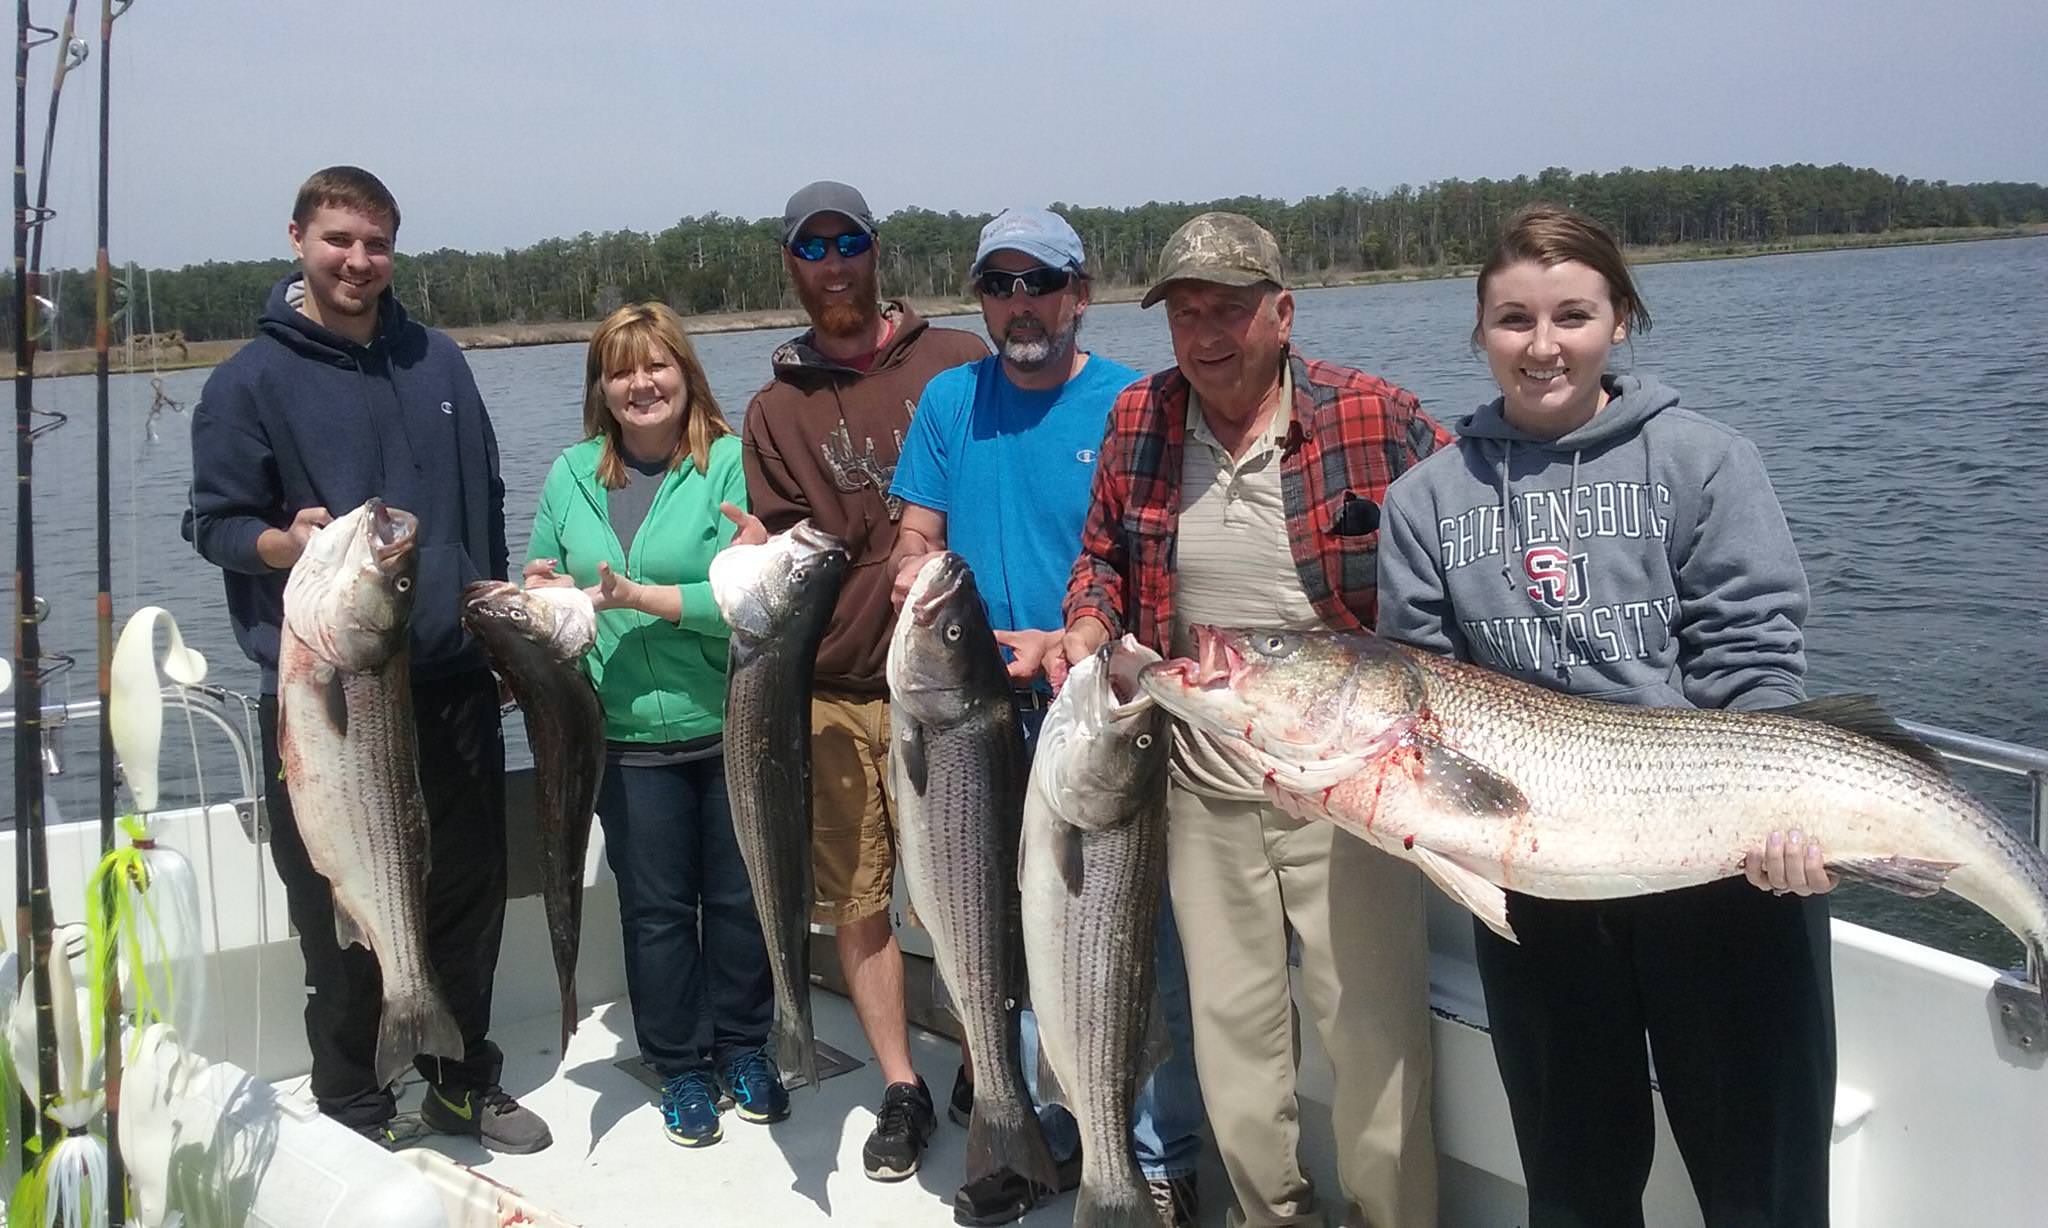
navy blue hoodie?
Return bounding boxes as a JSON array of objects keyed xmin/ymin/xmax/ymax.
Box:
[{"xmin": 185, "ymin": 274, "xmax": 508, "ymax": 691}]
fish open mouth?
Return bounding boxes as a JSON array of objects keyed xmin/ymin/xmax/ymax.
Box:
[
  {"xmin": 1102, "ymin": 637, "xmax": 1163, "ymax": 712},
  {"xmin": 462, "ymin": 579, "xmax": 521, "ymax": 614},
  {"xmin": 368, "ymin": 499, "xmax": 419, "ymax": 567},
  {"xmin": 909, "ymin": 556, "xmax": 966, "ymax": 628}
]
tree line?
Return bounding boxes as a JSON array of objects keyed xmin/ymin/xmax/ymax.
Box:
[{"xmin": 9, "ymin": 162, "xmax": 2045, "ymax": 349}]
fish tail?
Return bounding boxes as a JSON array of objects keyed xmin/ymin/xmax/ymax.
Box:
[
  {"xmin": 964, "ymin": 1099, "xmax": 1060, "ymax": 1191},
  {"xmin": 1072, "ymin": 1179, "xmax": 1160, "ymax": 1228},
  {"xmin": 558, "ymin": 980, "xmax": 579, "ymax": 1055},
  {"xmin": 773, "ymin": 1009, "xmax": 819, "ymax": 1093},
  {"xmin": 378, "ymin": 988, "xmax": 465, "ymax": 1088}
]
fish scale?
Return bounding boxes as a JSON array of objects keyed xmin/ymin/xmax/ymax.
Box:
[
  {"xmin": 1020, "ymin": 642, "xmax": 1170, "ymax": 1228},
  {"xmin": 889, "ymin": 552, "xmax": 1058, "ymax": 1192},
  {"xmin": 279, "ymin": 505, "xmax": 465, "ymax": 1091},
  {"xmin": 1145, "ymin": 629, "xmax": 2048, "ymax": 995}
]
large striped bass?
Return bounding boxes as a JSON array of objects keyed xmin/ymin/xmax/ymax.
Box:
[
  {"xmin": 1020, "ymin": 637, "xmax": 1169, "ymax": 1228},
  {"xmin": 710, "ymin": 520, "xmax": 849, "ymax": 1093},
  {"xmin": 461, "ymin": 580, "xmax": 603, "ymax": 1054},
  {"xmin": 278, "ymin": 499, "xmax": 463, "ymax": 1087},
  {"xmin": 889, "ymin": 553, "xmax": 1059, "ymax": 1192},
  {"xmin": 1141, "ymin": 625, "xmax": 2048, "ymax": 1003}
]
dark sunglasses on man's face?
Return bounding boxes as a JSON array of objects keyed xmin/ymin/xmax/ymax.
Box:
[
  {"xmin": 788, "ymin": 231, "xmax": 875, "ymax": 262},
  {"xmin": 977, "ymin": 266, "xmax": 1074, "ymax": 299}
]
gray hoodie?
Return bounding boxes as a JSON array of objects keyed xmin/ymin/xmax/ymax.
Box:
[{"xmin": 1376, "ymin": 374, "xmax": 1807, "ymax": 712}]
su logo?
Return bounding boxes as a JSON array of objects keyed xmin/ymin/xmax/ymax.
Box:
[{"xmin": 1522, "ymin": 546, "xmax": 1590, "ymax": 611}]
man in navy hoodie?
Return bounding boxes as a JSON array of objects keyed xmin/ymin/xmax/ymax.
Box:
[{"xmin": 186, "ymin": 166, "xmax": 549, "ymax": 1153}]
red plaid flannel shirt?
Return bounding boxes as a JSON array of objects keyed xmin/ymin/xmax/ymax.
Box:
[{"xmin": 1063, "ymin": 351, "xmax": 1451, "ymax": 652}]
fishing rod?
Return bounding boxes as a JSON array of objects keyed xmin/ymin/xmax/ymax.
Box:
[
  {"xmin": 94, "ymin": 3, "xmax": 137, "ymax": 1223},
  {"xmin": 14, "ymin": 0, "xmax": 87, "ymax": 1177}
]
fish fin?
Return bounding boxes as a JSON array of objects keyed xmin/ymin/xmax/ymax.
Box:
[
  {"xmin": 901, "ymin": 720, "xmax": 929, "ymax": 795},
  {"xmin": 1135, "ymin": 988, "xmax": 1174, "ymax": 1088},
  {"xmin": 1413, "ymin": 742, "xmax": 1527, "ymax": 818},
  {"xmin": 1072, "ymin": 1184, "xmax": 1160, "ymax": 1228},
  {"xmin": 1411, "ymin": 844, "xmax": 1518, "ymax": 943},
  {"xmin": 1829, "ymin": 854, "xmax": 1958, "ymax": 898},
  {"xmin": 1055, "ymin": 821, "xmax": 1085, "ymax": 896},
  {"xmin": 318, "ymin": 665, "xmax": 348, "ymax": 738},
  {"xmin": 1773, "ymin": 695, "xmax": 1949, "ymax": 778},
  {"xmin": 376, "ymin": 988, "xmax": 465, "ymax": 1090},
  {"xmin": 774, "ymin": 1012, "xmax": 820, "ymax": 1093},
  {"xmin": 331, "ymin": 895, "xmax": 371, "ymax": 951},
  {"xmin": 964, "ymin": 1098, "xmax": 1060, "ymax": 1191},
  {"xmin": 1034, "ymin": 1039, "xmax": 1069, "ymax": 1112}
]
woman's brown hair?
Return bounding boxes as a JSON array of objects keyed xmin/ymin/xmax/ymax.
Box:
[
  {"xmin": 1475, "ymin": 205, "xmax": 1653, "ymax": 339},
  {"xmin": 582, "ymin": 303, "xmax": 730, "ymax": 490}
]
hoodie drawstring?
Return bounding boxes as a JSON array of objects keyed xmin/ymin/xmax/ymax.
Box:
[
  {"xmin": 1558, "ymin": 449, "xmax": 1583, "ymax": 682},
  {"xmin": 1498, "ymin": 438, "xmax": 1516, "ymax": 588}
]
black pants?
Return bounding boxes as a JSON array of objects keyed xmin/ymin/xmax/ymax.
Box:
[
  {"xmin": 261, "ymin": 669, "xmax": 509, "ymax": 1128},
  {"xmin": 1476, "ymin": 878, "xmax": 1836, "ymax": 1228},
  {"xmin": 595, "ymin": 755, "xmax": 773, "ymax": 1079}
]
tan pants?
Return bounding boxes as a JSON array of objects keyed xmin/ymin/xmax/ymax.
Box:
[{"xmin": 1167, "ymin": 784, "xmax": 1437, "ymax": 1228}]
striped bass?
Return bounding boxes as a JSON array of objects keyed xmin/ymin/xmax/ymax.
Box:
[
  {"xmin": 1019, "ymin": 637, "xmax": 1169, "ymax": 1228},
  {"xmin": 710, "ymin": 520, "xmax": 850, "ymax": 1093},
  {"xmin": 1141, "ymin": 625, "xmax": 2048, "ymax": 1005},
  {"xmin": 461, "ymin": 580, "xmax": 603, "ymax": 1053},
  {"xmin": 889, "ymin": 553, "xmax": 1059, "ymax": 1192},
  {"xmin": 278, "ymin": 499, "xmax": 463, "ymax": 1087}
]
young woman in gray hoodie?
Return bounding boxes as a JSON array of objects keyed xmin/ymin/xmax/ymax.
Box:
[{"xmin": 1376, "ymin": 205, "xmax": 1836, "ymax": 1228}]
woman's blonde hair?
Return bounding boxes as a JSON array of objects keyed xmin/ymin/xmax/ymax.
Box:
[{"xmin": 582, "ymin": 302, "xmax": 730, "ymax": 489}]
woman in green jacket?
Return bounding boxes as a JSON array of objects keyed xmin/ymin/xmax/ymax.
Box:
[{"xmin": 524, "ymin": 302, "xmax": 782, "ymax": 1147}]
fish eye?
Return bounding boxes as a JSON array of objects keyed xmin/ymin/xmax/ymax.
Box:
[
  {"xmin": 943, "ymin": 624, "xmax": 962, "ymax": 643},
  {"xmin": 395, "ymin": 577, "xmax": 412, "ymax": 593},
  {"xmin": 1255, "ymin": 632, "xmax": 1296, "ymax": 657},
  {"xmin": 791, "ymin": 566, "xmax": 809, "ymax": 583},
  {"xmin": 1134, "ymin": 733, "xmax": 1153, "ymax": 750},
  {"xmin": 509, "ymin": 607, "xmax": 526, "ymax": 620}
]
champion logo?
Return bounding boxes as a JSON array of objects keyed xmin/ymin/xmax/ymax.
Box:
[
  {"xmin": 439, "ymin": 400, "xmax": 453, "ymax": 415},
  {"xmin": 1076, "ymin": 448, "xmax": 1097, "ymax": 464}
]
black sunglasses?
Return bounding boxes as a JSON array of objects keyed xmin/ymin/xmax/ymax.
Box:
[
  {"xmin": 977, "ymin": 266, "xmax": 1075, "ymax": 299},
  {"xmin": 788, "ymin": 231, "xmax": 875, "ymax": 262}
]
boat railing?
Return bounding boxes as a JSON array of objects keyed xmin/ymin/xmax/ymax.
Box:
[
  {"xmin": 1, "ymin": 684, "xmax": 267, "ymax": 839},
  {"xmin": 1897, "ymin": 719, "xmax": 2048, "ymax": 856}
]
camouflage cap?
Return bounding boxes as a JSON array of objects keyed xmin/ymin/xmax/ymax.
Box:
[{"xmin": 1141, "ymin": 211, "xmax": 1285, "ymax": 308}]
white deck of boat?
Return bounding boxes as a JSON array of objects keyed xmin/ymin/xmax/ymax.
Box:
[{"xmin": 277, "ymin": 985, "xmax": 1271, "ymax": 1228}]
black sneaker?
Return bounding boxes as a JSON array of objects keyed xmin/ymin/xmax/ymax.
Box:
[
  {"xmin": 352, "ymin": 1113, "xmax": 428, "ymax": 1151},
  {"xmin": 1148, "ymin": 1173, "xmax": 1199, "ymax": 1228},
  {"xmin": 862, "ymin": 1078, "xmax": 936, "ymax": 1181},
  {"xmin": 421, "ymin": 1082, "xmax": 554, "ymax": 1155},
  {"xmin": 947, "ymin": 1063, "xmax": 973, "ymax": 1128},
  {"xmin": 951, "ymin": 1150, "xmax": 1082, "ymax": 1227}
]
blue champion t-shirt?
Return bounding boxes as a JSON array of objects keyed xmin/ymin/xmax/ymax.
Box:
[{"xmin": 891, "ymin": 353, "xmax": 1140, "ymax": 634}]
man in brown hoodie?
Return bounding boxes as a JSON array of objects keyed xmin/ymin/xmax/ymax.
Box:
[{"xmin": 739, "ymin": 180, "xmax": 987, "ymax": 1182}]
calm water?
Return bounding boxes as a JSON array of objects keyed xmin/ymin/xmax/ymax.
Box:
[{"xmin": 7, "ymin": 237, "xmax": 2046, "ymax": 961}]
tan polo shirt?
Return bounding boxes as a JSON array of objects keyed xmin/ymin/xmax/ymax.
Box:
[{"xmin": 1170, "ymin": 367, "xmax": 1323, "ymax": 800}]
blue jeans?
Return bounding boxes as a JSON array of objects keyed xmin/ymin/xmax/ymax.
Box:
[
  {"xmin": 1016, "ymin": 702, "xmax": 1207, "ymax": 1180},
  {"xmin": 596, "ymin": 755, "xmax": 774, "ymax": 1079}
]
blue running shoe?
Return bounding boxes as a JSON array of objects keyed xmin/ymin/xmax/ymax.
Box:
[
  {"xmin": 660, "ymin": 1069, "xmax": 723, "ymax": 1147},
  {"xmin": 722, "ymin": 1046, "xmax": 791, "ymax": 1124}
]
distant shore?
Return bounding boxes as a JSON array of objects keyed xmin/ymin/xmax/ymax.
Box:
[{"xmin": 24, "ymin": 223, "xmax": 2044, "ymax": 379}]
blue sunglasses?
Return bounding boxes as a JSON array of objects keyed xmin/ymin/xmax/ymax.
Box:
[{"xmin": 788, "ymin": 231, "xmax": 875, "ymax": 262}]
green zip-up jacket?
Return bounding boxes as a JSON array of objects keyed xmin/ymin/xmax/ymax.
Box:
[{"xmin": 524, "ymin": 433, "xmax": 745, "ymax": 744}]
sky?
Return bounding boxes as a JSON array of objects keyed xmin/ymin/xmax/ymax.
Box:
[{"xmin": 6, "ymin": 0, "xmax": 2046, "ymax": 270}]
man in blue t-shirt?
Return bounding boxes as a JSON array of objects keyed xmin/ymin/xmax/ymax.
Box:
[{"xmin": 888, "ymin": 209, "xmax": 1205, "ymax": 1228}]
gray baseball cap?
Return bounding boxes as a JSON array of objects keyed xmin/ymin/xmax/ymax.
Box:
[
  {"xmin": 782, "ymin": 181, "xmax": 877, "ymax": 245},
  {"xmin": 971, "ymin": 207, "xmax": 1087, "ymax": 275},
  {"xmin": 1141, "ymin": 211, "xmax": 1286, "ymax": 308}
]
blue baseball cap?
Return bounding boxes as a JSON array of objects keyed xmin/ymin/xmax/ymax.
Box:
[{"xmin": 970, "ymin": 207, "xmax": 1086, "ymax": 276}]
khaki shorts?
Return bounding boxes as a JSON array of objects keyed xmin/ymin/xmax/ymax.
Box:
[{"xmin": 809, "ymin": 690, "xmax": 897, "ymax": 926}]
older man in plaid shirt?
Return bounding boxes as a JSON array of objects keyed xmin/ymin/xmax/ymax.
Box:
[{"xmin": 1053, "ymin": 213, "xmax": 1450, "ymax": 1228}]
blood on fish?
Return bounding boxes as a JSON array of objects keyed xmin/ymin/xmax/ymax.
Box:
[{"xmin": 1403, "ymin": 834, "xmax": 1415, "ymax": 850}]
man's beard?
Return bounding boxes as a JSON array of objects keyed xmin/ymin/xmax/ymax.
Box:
[
  {"xmin": 999, "ymin": 313, "xmax": 1080, "ymax": 372},
  {"xmin": 796, "ymin": 262, "xmax": 882, "ymax": 340}
]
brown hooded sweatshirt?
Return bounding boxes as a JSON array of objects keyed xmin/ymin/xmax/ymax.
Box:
[{"xmin": 740, "ymin": 300, "xmax": 988, "ymax": 695}]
